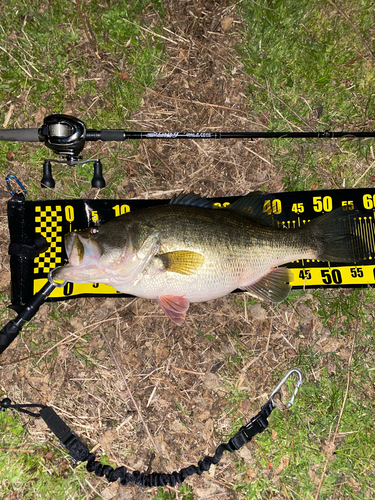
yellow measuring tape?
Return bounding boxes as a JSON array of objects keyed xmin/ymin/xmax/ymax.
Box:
[{"xmin": 18, "ymin": 188, "xmax": 375, "ymax": 301}]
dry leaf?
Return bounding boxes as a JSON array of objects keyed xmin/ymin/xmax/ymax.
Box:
[
  {"xmin": 221, "ymin": 16, "xmax": 234, "ymax": 32},
  {"xmin": 322, "ymin": 440, "xmax": 336, "ymax": 461},
  {"xmin": 246, "ymin": 468, "xmax": 257, "ymax": 479},
  {"xmin": 101, "ymin": 485, "xmax": 117, "ymax": 500},
  {"xmin": 339, "ymin": 347, "xmax": 352, "ymax": 360},
  {"xmin": 66, "ymin": 74, "xmax": 77, "ymax": 95},
  {"xmin": 0, "ymin": 269, "xmax": 10, "ymax": 292},
  {"xmin": 321, "ymin": 337, "xmax": 340, "ymax": 353},
  {"xmin": 6, "ymin": 149, "xmax": 15, "ymax": 161},
  {"xmin": 98, "ymin": 429, "xmax": 118, "ymax": 449},
  {"xmin": 249, "ymin": 303, "xmax": 267, "ymax": 320},
  {"xmin": 347, "ymin": 476, "xmax": 361, "ymax": 493},
  {"xmin": 170, "ymin": 419, "xmax": 188, "ymax": 434},
  {"xmin": 34, "ymin": 106, "xmax": 46, "ymax": 125},
  {"xmin": 197, "ymin": 411, "xmax": 211, "ymax": 422},
  {"xmin": 203, "ymin": 372, "xmax": 221, "ymax": 391},
  {"xmin": 308, "ymin": 468, "xmax": 321, "ymax": 485},
  {"xmin": 195, "ymin": 486, "xmax": 218, "ymax": 498},
  {"xmin": 274, "ymin": 454, "xmax": 290, "ymax": 474},
  {"xmin": 178, "ymin": 48, "xmax": 188, "ymax": 62},
  {"xmin": 202, "ymin": 418, "xmax": 214, "ymax": 441},
  {"xmin": 239, "ymin": 445, "xmax": 253, "ymax": 461},
  {"xmin": 244, "ymin": 468, "xmax": 258, "ymax": 483}
]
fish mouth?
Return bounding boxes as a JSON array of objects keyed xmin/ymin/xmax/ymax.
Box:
[
  {"xmin": 52, "ymin": 231, "xmax": 103, "ymax": 282},
  {"xmin": 64, "ymin": 231, "xmax": 103, "ymax": 267},
  {"xmin": 65, "ymin": 232, "xmax": 84, "ymax": 266}
]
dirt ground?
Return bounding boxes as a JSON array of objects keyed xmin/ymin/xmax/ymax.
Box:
[{"xmin": 0, "ymin": 1, "xmax": 367, "ymax": 499}]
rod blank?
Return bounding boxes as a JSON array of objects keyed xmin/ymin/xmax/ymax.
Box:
[
  {"xmin": 1, "ymin": 126, "xmax": 375, "ymax": 144},
  {"xmin": 82, "ymin": 129, "xmax": 375, "ymax": 141}
]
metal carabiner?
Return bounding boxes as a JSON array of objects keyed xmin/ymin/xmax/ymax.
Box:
[
  {"xmin": 269, "ymin": 368, "xmax": 303, "ymax": 409},
  {"xmin": 5, "ymin": 174, "xmax": 27, "ymax": 197}
]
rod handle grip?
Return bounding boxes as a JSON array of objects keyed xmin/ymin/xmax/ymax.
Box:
[{"xmin": 0, "ymin": 320, "xmax": 22, "ymax": 355}]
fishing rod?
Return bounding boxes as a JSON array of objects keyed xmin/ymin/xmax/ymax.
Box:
[{"xmin": 1, "ymin": 114, "xmax": 375, "ymax": 188}]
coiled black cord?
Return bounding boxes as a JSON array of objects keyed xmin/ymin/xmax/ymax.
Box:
[{"xmin": 1, "ymin": 398, "xmax": 274, "ymax": 488}]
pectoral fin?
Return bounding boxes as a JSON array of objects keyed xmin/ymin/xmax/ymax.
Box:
[
  {"xmin": 241, "ymin": 268, "xmax": 294, "ymax": 303},
  {"xmin": 159, "ymin": 251, "xmax": 204, "ymax": 275},
  {"xmin": 157, "ymin": 295, "xmax": 190, "ymax": 325}
]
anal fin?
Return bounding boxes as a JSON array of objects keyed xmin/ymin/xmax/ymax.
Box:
[
  {"xmin": 241, "ymin": 267, "xmax": 294, "ymax": 303},
  {"xmin": 157, "ymin": 295, "xmax": 190, "ymax": 325}
]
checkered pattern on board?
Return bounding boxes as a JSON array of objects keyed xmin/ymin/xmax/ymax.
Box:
[{"xmin": 34, "ymin": 205, "xmax": 63, "ymax": 274}]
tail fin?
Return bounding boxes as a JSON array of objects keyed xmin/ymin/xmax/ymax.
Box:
[{"xmin": 308, "ymin": 208, "xmax": 370, "ymax": 262}]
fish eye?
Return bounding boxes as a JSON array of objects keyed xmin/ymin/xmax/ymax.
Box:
[{"xmin": 90, "ymin": 227, "xmax": 99, "ymax": 234}]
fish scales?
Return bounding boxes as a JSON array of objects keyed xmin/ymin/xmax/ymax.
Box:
[
  {"xmin": 54, "ymin": 193, "xmax": 365, "ymax": 325},
  {"xmin": 120, "ymin": 205, "xmax": 309, "ymax": 298}
]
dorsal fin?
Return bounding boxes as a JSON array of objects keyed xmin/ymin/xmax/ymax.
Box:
[
  {"xmin": 226, "ymin": 192, "xmax": 284, "ymax": 227},
  {"xmin": 170, "ymin": 192, "xmax": 215, "ymax": 208}
]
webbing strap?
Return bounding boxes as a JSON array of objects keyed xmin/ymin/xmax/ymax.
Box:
[{"xmin": 1, "ymin": 397, "xmax": 274, "ymax": 488}]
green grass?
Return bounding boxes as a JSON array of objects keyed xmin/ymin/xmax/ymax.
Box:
[
  {"xmin": 1, "ymin": 0, "xmax": 375, "ymax": 499},
  {"xmin": 0, "ymin": 0, "xmax": 165, "ymax": 198},
  {"xmin": 239, "ymin": 0, "xmax": 375, "ymax": 191},
  {"xmin": 0, "ymin": 0, "xmax": 164, "ymax": 119},
  {"xmin": 222, "ymin": 290, "xmax": 375, "ymax": 499},
  {"xmin": 0, "ymin": 409, "xmax": 88, "ymax": 499},
  {"xmin": 153, "ymin": 484, "xmax": 194, "ymax": 500}
]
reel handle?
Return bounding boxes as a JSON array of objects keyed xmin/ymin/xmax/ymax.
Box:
[
  {"xmin": 41, "ymin": 160, "xmax": 55, "ymax": 188},
  {"xmin": 92, "ymin": 160, "xmax": 105, "ymax": 188}
]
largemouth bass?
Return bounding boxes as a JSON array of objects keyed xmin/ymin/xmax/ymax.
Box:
[{"xmin": 54, "ymin": 193, "xmax": 365, "ymax": 325}]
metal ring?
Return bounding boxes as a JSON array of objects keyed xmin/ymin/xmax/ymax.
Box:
[{"xmin": 48, "ymin": 267, "xmax": 67, "ymax": 288}]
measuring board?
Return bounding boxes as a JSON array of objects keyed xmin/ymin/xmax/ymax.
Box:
[{"xmin": 7, "ymin": 188, "xmax": 375, "ymax": 306}]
